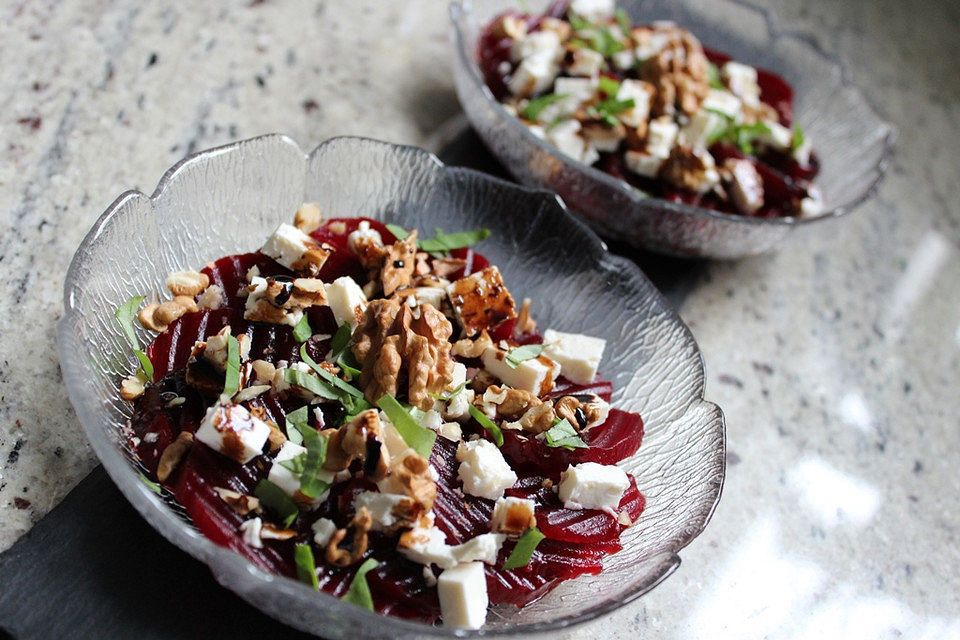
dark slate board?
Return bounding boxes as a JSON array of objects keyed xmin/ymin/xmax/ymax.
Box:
[{"xmin": 0, "ymin": 126, "xmax": 703, "ymax": 640}]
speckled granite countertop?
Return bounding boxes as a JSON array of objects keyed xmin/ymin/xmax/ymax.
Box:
[{"xmin": 1, "ymin": 0, "xmax": 958, "ymax": 637}]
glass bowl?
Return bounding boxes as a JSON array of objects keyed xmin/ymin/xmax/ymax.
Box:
[
  {"xmin": 450, "ymin": 0, "xmax": 895, "ymax": 259},
  {"xmin": 58, "ymin": 135, "xmax": 725, "ymax": 637}
]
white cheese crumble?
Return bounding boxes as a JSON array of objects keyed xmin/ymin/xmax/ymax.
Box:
[
  {"xmin": 542, "ymin": 329, "xmax": 606, "ymax": 385},
  {"xmin": 311, "ymin": 517, "xmax": 337, "ymax": 547},
  {"xmin": 239, "ymin": 517, "xmax": 263, "ymax": 548},
  {"xmin": 558, "ymin": 462, "xmax": 629, "ymax": 515},
  {"xmin": 481, "ymin": 346, "xmax": 560, "ymax": 395},
  {"xmin": 324, "ymin": 276, "xmax": 367, "ymax": 329},
  {"xmin": 438, "ymin": 562, "xmax": 490, "ymax": 630},
  {"xmin": 456, "ymin": 440, "xmax": 518, "ymax": 501},
  {"xmin": 195, "ymin": 403, "xmax": 271, "ymax": 464},
  {"xmin": 260, "ymin": 223, "xmax": 314, "ymax": 271}
]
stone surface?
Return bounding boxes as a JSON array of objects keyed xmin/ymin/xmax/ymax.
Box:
[{"xmin": 0, "ymin": 0, "xmax": 958, "ymax": 638}]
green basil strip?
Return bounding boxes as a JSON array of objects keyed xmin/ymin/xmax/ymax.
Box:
[
  {"xmin": 376, "ymin": 394, "xmax": 437, "ymax": 459},
  {"xmin": 468, "ymin": 404, "xmax": 504, "ymax": 447},
  {"xmin": 294, "ymin": 543, "xmax": 320, "ymax": 590},
  {"xmin": 115, "ymin": 296, "xmax": 155, "ymax": 378},
  {"xmin": 299, "ymin": 425, "xmax": 330, "ymax": 499},
  {"xmin": 502, "ymin": 527, "xmax": 546, "ymax": 570},
  {"xmin": 341, "ymin": 558, "xmax": 379, "ymax": 610},
  {"xmin": 292, "ymin": 314, "xmax": 312, "ymax": 342},
  {"xmin": 220, "ymin": 335, "xmax": 241, "ymax": 401},
  {"xmin": 543, "ymin": 418, "xmax": 589, "ymax": 450},
  {"xmin": 254, "ymin": 479, "xmax": 299, "ymax": 528},
  {"xmin": 505, "ymin": 343, "xmax": 545, "ymax": 369},
  {"xmin": 139, "ymin": 473, "xmax": 162, "ymax": 494},
  {"xmin": 597, "ymin": 75, "xmax": 620, "ymax": 98},
  {"xmin": 385, "ymin": 223, "xmax": 409, "ymax": 241},
  {"xmin": 417, "ymin": 228, "xmax": 491, "ymax": 253},
  {"xmin": 329, "ymin": 323, "xmax": 353, "ymax": 360},
  {"xmin": 521, "ymin": 93, "xmax": 569, "ymax": 121},
  {"xmin": 428, "ymin": 381, "xmax": 467, "ymax": 401},
  {"xmin": 299, "ymin": 344, "xmax": 364, "ymax": 399},
  {"xmin": 283, "ymin": 368, "xmax": 340, "ymax": 401},
  {"xmin": 284, "ymin": 406, "xmax": 309, "ymax": 445},
  {"xmin": 615, "ymin": 7, "xmax": 632, "ymax": 35},
  {"xmin": 792, "ymin": 124, "xmax": 805, "ymax": 152}
]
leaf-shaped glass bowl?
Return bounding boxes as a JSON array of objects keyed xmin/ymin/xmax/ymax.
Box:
[
  {"xmin": 451, "ymin": 0, "xmax": 895, "ymax": 259},
  {"xmin": 58, "ymin": 135, "xmax": 724, "ymax": 637}
]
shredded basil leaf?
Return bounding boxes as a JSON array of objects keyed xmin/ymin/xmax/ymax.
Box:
[
  {"xmin": 597, "ymin": 76, "xmax": 620, "ymax": 98},
  {"xmin": 707, "ymin": 62, "xmax": 724, "ymax": 89},
  {"xmin": 568, "ymin": 16, "xmax": 625, "ymax": 57},
  {"xmin": 428, "ymin": 381, "xmax": 467, "ymax": 402},
  {"xmin": 543, "ymin": 418, "xmax": 589, "ymax": 450},
  {"xmin": 294, "ymin": 543, "xmax": 320, "ymax": 590},
  {"xmin": 220, "ymin": 335, "xmax": 241, "ymax": 401},
  {"xmin": 505, "ymin": 343, "xmax": 545, "ymax": 369},
  {"xmin": 376, "ymin": 394, "xmax": 437, "ymax": 458},
  {"xmin": 292, "ymin": 314, "xmax": 312, "ymax": 342},
  {"xmin": 283, "ymin": 368, "xmax": 340, "ymax": 401},
  {"xmin": 709, "ymin": 120, "xmax": 771, "ymax": 155},
  {"xmin": 298, "ymin": 425, "xmax": 330, "ymax": 499},
  {"xmin": 300, "ymin": 344, "xmax": 364, "ymax": 399},
  {"xmin": 615, "ymin": 8, "xmax": 632, "ymax": 35},
  {"xmin": 468, "ymin": 404, "xmax": 504, "ymax": 447},
  {"xmin": 792, "ymin": 124, "xmax": 805, "ymax": 152},
  {"xmin": 254, "ymin": 479, "xmax": 299, "ymax": 528},
  {"xmin": 342, "ymin": 558, "xmax": 379, "ymax": 610},
  {"xmin": 329, "ymin": 323, "xmax": 352, "ymax": 359},
  {"xmin": 139, "ymin": 473, "xmax": 162, "ymax": 494},
  {"xmin": 521, "ymin": 93, "xmax": 569, "ymax": 121},
  {"xmin": 417, "ymin": 228, "xmax": 491, "ymax": 254},
  {"xmin": 385, "ymin": 223, "xmax": 409, "ymax": 240},
  {"xmin": 115, "ymin": 296, "xmax": 154, "ymax": 379},
  {"xmin": 284, "ymin": 406, "xmax": 309, "ymax": 445},
  {"xmin": 502, "ymin": 527, "xmax": 545, "ymax": 570}
]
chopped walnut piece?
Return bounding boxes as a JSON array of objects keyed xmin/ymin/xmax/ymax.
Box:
[
  {"xmin": 157, "ymin": 431, "xmax": 194, "ymax": 482},
  {"xmin": 389, "ymin": 454, "xmax": 437, "ymax": 513},
  {"xmin": 266, "ymin": 423, "xmax": 286, "ymax": 453},
  {"xmin": 292, "ymin": 243, "xmax": 334, "ymax": 278},
  {"xmin": 451, "ymin": 330, "xmax": 493, "ymax": 358},
  {"xmin": 120, "ymin": 375, "xmax": 145, "ymax": 402},
  {"xmin": 352, "ymin": 298, "xmax": 456, "ymax": 410},
  {"xmin": 154, "ymin": 298, "xmax": 193, "ymax": 327},
  {"xmin": 251, "ymin": 359, "xmax": 276, "ymax": 385},
  {"xmin": 138, "ymin": 303, "xmax": 163, "ymax": 331},
  {"xmin": 326, "ymin": 507, "xmax": 372, "ymax": 567},
  {"xmin": 483, "ymin": 385, "xmax": 541, "ymax": 420},
  {"xmin": 539, "ymin": 16, "xmax": 572, "ymax": 41},
  {"xmin": 490, "ymin": 13, "xmax": 528, "ymax": 40},
  {"xmin": 431, "ymin": 257, "xmax": 467, "ymax": 279},
  {"xmin": 166, "ymin": 270, "xmax": 210, "ymax": 297},
  {"xmin": 639, "ymin": 26, "xmax": 710, "ymax": 117},
  {"xmin": 321, "ymin": 410, "xmax": 391, "ymax": 481},
  {"xmin": 260, "ymin": 523, "xmax": 298, "ymax": 541},
  {"xmin": 214, "ymin": 487, "xmax": 262, "ymax": 516},
  {"xmin": 553, "ymin": 394, "xmax": 610, "ymax": 431},
  {"xmin": 413, "ymin": 252, "xmax": 431, "ymax": 276},
  {"xmin": 517, "ymin": 403, "xmax": 556, "ymax": 434},
  {"xmin": 659, "ymin": 145, "xmax": 720, "ymax": 194},
  {"xmin": 516, "ymin": 298, "xmax": 536, "ymax": 334},
  {"xmin": 381, "ymin": 230, "xmax": 418, "ymax": 297},
  {"xmin": 294, "ymin": 202, "xmax": 323, "ymax": 233},
  {"xmin": 349, "ymin": 223, "xmax": 388, "ymax": 274},
  {"xmin": 244, "ymin": 276, "xmax": 326, "ymax": 326},
  {"xmin": 446, "ymin": 266, "xmax": 517, "ymax": 338}
]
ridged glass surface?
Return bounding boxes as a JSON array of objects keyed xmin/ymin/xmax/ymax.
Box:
[
  {"xmin": 58, "ymin": 135, "xmax": 724, "ymax": 638},
  {"xmin": 450, "ymin": 0, "xmax": 895, "ymax": 259}
]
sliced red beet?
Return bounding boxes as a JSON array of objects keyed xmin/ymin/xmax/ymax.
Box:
[
  {"xmin": 508, "ymin": 475, "xmax": 645, "ymax": 544},
  {"xmin": 549, "ymin": 377, "xmax": 614, "ymax": 403}
]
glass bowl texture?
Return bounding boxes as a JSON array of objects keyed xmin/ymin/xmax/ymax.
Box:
[
  {"xmin": 58, "ymin": 135, "xmax": 725, "ymax": 637},
  {"xmin": 451, "ymin": 0, "xmax": 895, "ymax": 258}
]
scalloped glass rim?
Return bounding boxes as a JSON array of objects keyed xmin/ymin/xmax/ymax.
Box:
[
  {"xmin": 450, "ymin": 0, "xmax": 897, "ymax": 257},
  {"xmin": 57, "ymin": 135, "xmax": 724, "ymax": 638}
]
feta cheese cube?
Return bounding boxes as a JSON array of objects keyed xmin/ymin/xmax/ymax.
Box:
[
  {"xmin": 721, "ymin": 61, "xmax": 761, "ymax": 107},
  {"xmin": 446, "ymin": 266, "xmax": 516, "ymax": 338},
  {"xmin": 457, "ymin": 439, "xmax": 518, "ymax": 500},
  {"xmin": 616, "ymin": 80, "xmax": 653, "ymax": 128},
  {"xmin": 261, "ymin": 223, "xmax": 329, "ymax": 274},
  {"xmin": 646, "ymin": 116, "xmax": 679, "ymax": 158},
  {"xmin": 546, "ymin": 119, "xmax": 600, "ymax": 166},
  {"xmin": 268, "ymin": 441, "xmax": 334, "ymax": 504},
  {"xmin": 679, "ymin": 108, "xmax": 727, "ymax": 149},
  {"xmin": 508, "ymin": 55, "xmax": 560, "ymax": 98},
  {"xmin": 481, "ymin": 345, "xmax": 560, "ymax": 395},
  {"xmin": 196, "ymin": 403, "xmax": 271, "ymax": 464},
  {"xmin": 702, "ymin": 88, "xmax": 742, "ymax": 120},
  {"xmin": 438, "ymin": 562, "xmax": 489, "ymax": 630},
  {"xmin": 568, "ymin": 47, "xmax": 605, "ymax": 77},
  {"xmin": 624, "ymin": 150, "xmax": 664, "ymax": 178},
  {"xmin": 399, "ymin": 524, "xmax": 457, "ymax": 569},
  {"xmin": 412, "ymin": 286, "xmax": 446, "ymax": 310},
  {"xmin": 452, "ymin": 533, "xmax": 506, "ymax": 565},
  {"xmin": 758, "ymin": 119, "xmax": 793, "ymax": 150},
  {"xmin": 438, "ymin": 422, "xmax": 463, "ymax": 442},
  {"xmin": 239, "ymin": 517, "xmax": 263, "ymax": 548},
  {"xmin": 491, "ymin": 496, "xmax": 537, "ymax": 536},
  {"xmin": 324, "ymin": 276, "xmax": 367, "ymax": 329},
  {"xmin": 612, "ymin": 48, "xmax": 637, "ymax": 71},
  {"xmin": 311, "ymin": 517, "xmax": 337, "ymax": 547},
  {"xmin": 558, "ymin": 462, "xmax": 629, "ymax": 514},
  {"xmin": 354, "ymin": 490, "xmax": 415, "ymax": 531},
  {"xmin": 553, "ymin": 76, "xmax": 598, "ymax": 103},
  {"xmin": 568, "ymin": 0, "xmax": 615, "ymax": 22},
  {"xmin": 347, "ymin": 220, "xmax": 382, "ymax": 254},
  {"xmin": 512, "ymin": 30, "xmax": 562, "ymax": 63},
  {"xmin": 442, "ymin": 388, "xmax": 474, "ymax": 422}
]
